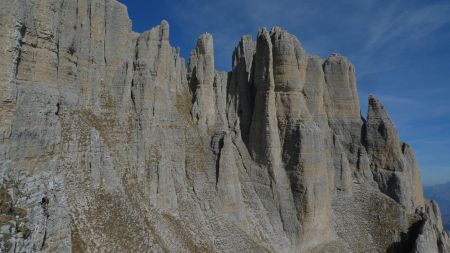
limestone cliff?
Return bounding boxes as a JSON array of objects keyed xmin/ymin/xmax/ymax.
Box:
[{"xmin": 0, "ymin": 1, "xmax": 448, "ymax": 252}]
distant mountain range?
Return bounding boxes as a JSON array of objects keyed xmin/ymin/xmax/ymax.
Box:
[{"xmin": 424, "ymin": 182, "xmax": 450, "ymax": 230}]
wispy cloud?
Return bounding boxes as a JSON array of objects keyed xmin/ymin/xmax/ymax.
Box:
[
  {"xmin": 365, "ymin": 2, "xmax": 450, "ymax": 50},
  {"xmin": 377, "ymin": 95, "xmax": 418, "ymax": 105}
]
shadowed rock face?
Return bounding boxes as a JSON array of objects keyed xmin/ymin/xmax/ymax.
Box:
[
  {"xmin": 0, "ymin": 1, "xmax": 448, "ymax": 252},
  {"xmin": 364, "ymin": 96, "xmax": 425, "ymax": 211}
]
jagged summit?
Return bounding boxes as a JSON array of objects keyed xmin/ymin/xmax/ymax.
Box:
[{"xmin": 0, "ymin": 1, "xmax": 448, "ymax": 252}]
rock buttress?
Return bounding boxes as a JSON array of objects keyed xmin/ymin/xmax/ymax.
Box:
[{"xmin": 0, "ymin": 1, "xmax": 448, "ymax": 252}]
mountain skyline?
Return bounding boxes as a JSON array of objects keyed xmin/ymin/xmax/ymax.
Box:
[
  {"xmin": 1, "ymin": 0, "xmax": 449, "ymax": 251},
  {"xmin": 118, "ymin": 0, "xmax": 450, "ymax": 186}
]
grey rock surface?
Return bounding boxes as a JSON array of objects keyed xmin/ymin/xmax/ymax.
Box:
[
  {"xmin": 364, "ymin": 96, "xmax": 425, "ymax": 211},
  {"xmin": 0, "ymin": 1, "xmax": 448, "ymax": 252}
]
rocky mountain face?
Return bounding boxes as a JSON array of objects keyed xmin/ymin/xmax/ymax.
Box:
[{"xmin": 0, "ymin": 0, "xmax": 448, "ymax": 252}]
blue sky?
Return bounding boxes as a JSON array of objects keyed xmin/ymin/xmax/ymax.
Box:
[{"xmin": 118, "ymin": 0, "xmax": 450, "ymax": 186}]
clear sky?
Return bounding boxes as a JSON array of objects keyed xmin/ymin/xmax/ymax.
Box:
[{"xmin": 118, "ymin": 0, "xmax": 450, "ymax": 186}]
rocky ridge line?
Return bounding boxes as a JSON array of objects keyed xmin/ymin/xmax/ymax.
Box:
[{"xmin": 0, "ymin": 1, "xmax": 448, "ymax": 252}]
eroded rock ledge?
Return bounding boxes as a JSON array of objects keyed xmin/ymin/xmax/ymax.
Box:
[{"xmin": 0, "ymin": 1, "xmax": 448, "ymax": 252}]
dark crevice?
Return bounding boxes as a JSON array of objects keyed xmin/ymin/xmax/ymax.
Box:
[
  {"xmin": 401, "ymin": 142, "xmax": 408, "ymax": 154},
  {"xmin": 243, "ymin": 54, "xmax": 256, "ymax": 144},
  {"xmin": 13, "ymin": 23, "xmax": 27, "ymax": 80},
  {"xmin": 386, "ymin": 173, "xmax": 402, "ymax": 203},
  {"xmin": 215, "ymin": 136, "xmax": 224, "ymax": 185},
  {"xmin": 130, "ymin": 80, "xmax": 137, "ymax": 112},
  {"xmin": 282, "ymin": 125, "xmax": 305, "ymax": 225},
  {"xmin": 188, "ymin": 67, "xmax": 199, "ymax": 103},
  {"xmin": 360, "ymin": 114, "xmax": 368, "ymax": 148},
  {"xmin": 134, "ymin": 39, "xmax": 140, "ymax": 60},
  {"xmin": 40, "ymin": 197, "xmax": 49, "ymax": 217},
  {"xmin": 230, "ymin": 51, "xmax": 256, "ymax": 149},
  {"xmin": 151, "ymin": 91, "xmax": 156, "ymax": 117},
  {"xmin": 211, "ymin": 132, "xmax": 226, "ymax": 186},
  {"xmin": 68, "ymin": 42, "xmax": 76, "ymax": 55},
  {"xmin": 103, "ymin": 2, "xmax": 107, "ymax": 65},
  {"xmin": 56, "ymin": 0, "xmax": 67, "ymax": 79},
  {"xmin": 356, "ymin": 148, "xmax": 362, "ymax": 170},
  {"xmin": 387, "ymin": 217, "xmax": 426, "ymax": 253},
  {"xmin": 40, "ymin": 197, "xmax": 50, "ymax": 250},
  {"xmin": 156, "ymin": 165, "xmax": 160, "ymax": 194},
  {"xmin": 18, "ymin": 24, "xmax": 26, "ymax": 41},
  {"xmin": 88, "ymin": 2, "xmax": 92, "ymax": 39},
  {"xmin": 377, "ymin": 121, "xmax": 388, "ymax": 139},
  {"xmin": 40, "ymin": 227, "xmax": 47, "ymax": 251},
  {"xmin": 131, "ymin": 38, "xmax": 140, "ymax": 115},
  {"xmin": 56, "ymin": 36, "xmax": 60, "ymax": 78}
]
